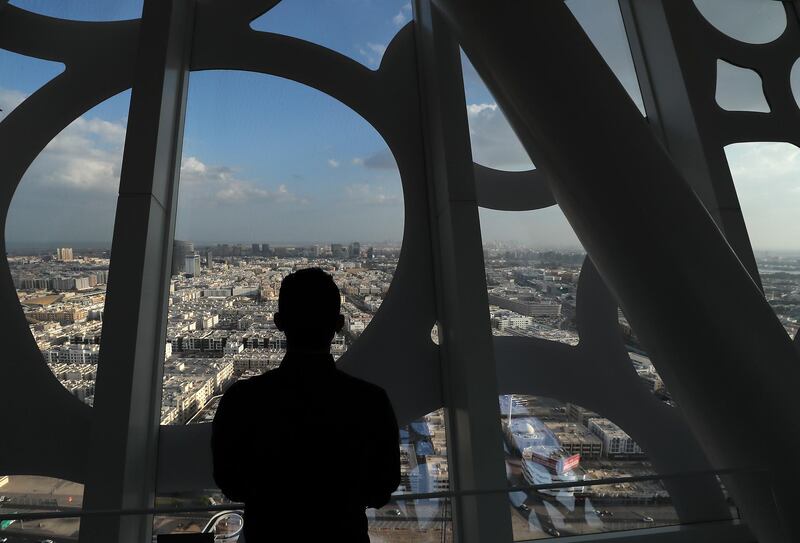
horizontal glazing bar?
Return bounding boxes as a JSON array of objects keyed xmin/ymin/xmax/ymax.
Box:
[{"xmin": 0, "ymin": 466, "xmax": 759, "ymax": 522}]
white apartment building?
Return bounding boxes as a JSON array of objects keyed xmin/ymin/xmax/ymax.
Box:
[{"xmin": 588, "ymin": 417, "xmax": 644, "ymax": 457}]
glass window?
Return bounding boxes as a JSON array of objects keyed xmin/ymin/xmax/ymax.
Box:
[
  {"xmin": 476, "ymin": 207, "xmax": 725, "ymax": 539},
  {"xmin": 724, "ymin": 142, "xmax": 800, "ymax": 338},
  {"xmin": 156, "ymin": 68, "xmax": 449, "ymax": 540},
  {"xmin": 461, "ymin": 52, "xmax": 534, "ymax": 172},
  {"xmin": 502, "ymin": 396, "xmax": 680, "ymax": 540},
  {"xmin": 481, "ymin": 209, "xmax": 583, "ymax": 346},
  {"xmin": 7, "ymin": 89, "xmax": 131, "ymax": 407},
  {"xmin": 461, "ymin": 0, "xmax": 645, "ymax": 172},
  {"xmin": 565, "ymin": 0, "xmax": 645, "ymax": 114}
]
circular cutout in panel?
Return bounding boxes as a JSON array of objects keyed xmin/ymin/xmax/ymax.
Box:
[
  {"xmin": 715, "ymin": 59, "xmax": 770, "ymax": 112},
  {"xmin": 9, "ymin": 0, "xmax": 143, "ymax": 21},
  {"xmin": 791, "ymin": 58, "xmax": 800, "ymax": 110},
  {"xmin": 692, "ymin": 0, "xmax": 787, "ymax": 44},
  {"xmin": 161, "ymin": 70, "xmax": 404, "ymax": 426},
  {"xmin": 6, "ymin": 91, "xmax": 131, "ymax": 408}
]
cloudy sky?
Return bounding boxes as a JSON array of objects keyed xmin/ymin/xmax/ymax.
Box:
[{"xmin": 1, "ymin": 0, "xmax": 797, "ymax": 251}]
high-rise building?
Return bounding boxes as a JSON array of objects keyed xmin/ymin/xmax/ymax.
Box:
[
  {"xmin": 184, "ymin": 254, "xmax": 201, "ymax": 277},
  {"xmin": 172, "ymin": 240, "xmax": 194, "ymax": 276},
  {"xmin": 330, "ymin": 243, "xmax": 343, "ymax": 258},
  {"xmin": 262, "ymin": 243, "xmax": 271, "ymax": 256},
  {"xmin": 56, "ymin": 247, "xmax": 74, "ymax": 261},
  {"xmin": 205, "ymin": 250, "xmax": 213, "ymax": 269},
  {"xmin": 367, "ymin": 246, "xmax": 375, "ymax": 260},
  {"xmin": 251, "ymin": 243, "xmax": 261, "ymax": 255},
  {"xmin": 349, "ymin": 242, "xmax": 361, "ymax": 258}
]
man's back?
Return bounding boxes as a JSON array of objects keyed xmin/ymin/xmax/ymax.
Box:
[{"xmin": 212, "ymin": 353, "xmax": 400, "ymax": 542}]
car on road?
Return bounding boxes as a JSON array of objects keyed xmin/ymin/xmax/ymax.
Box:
[
  {"xmin": 518, "ymin": 503, "xmax": 530, "ymax": 513},
  {"xmin": 543, "ymin": 525, "xmax": 560, "ymax": 537},
  {"xmin": 639, "ymin": 514, "xmax": 654, "ymax": 523},
  {"xmin": 386, "ymin": 509, "xmax": 403, "ymax": 517}
]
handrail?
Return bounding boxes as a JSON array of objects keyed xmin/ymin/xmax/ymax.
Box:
[{"xmin": 0, "ymin": 466, "xmax": 759, "ymax": 523}]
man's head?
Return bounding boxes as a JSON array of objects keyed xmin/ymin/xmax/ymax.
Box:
[{"xmin": 274, "ymin": 267, "xmax": 344, "ymax": 352}]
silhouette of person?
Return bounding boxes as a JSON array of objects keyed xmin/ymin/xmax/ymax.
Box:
[{"xmin": 212, "ymin": 267, "xmax": 401, "ymax": 542}]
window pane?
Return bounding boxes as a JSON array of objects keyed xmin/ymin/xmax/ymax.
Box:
[
  {"xmin": 8, "ymin": 90, "xmax": 130, "ymax": 407},
  {"xmin": 565, "ymin": 0, "xmax": 645, "ymax": 114},
  {"xmin": 462, "ymin": 0, "xmax": 645, "ymax": 172},
  {"xmin": 477, "ymin": 204, "xmax": 737, "ymax": 538},
  {"xmin": 503, "ymin": 395, "xmax": 679, "ymax": 540},
  {"xmin": 481, "ymin": 210, "xmax": 583, "ymax": 346},
  {"xmin": 157, "ymin": 68, "xmax": 448, "ymax": 540},
  {"xmin": 461, "ymin": 52, "xmax": 535, "ymax": 172},
  {"xmin": 724, "ymin": 142, "xmax": 800, "ymax": 338}
]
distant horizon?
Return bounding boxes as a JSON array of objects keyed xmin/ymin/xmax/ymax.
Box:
[
  {"xmin": 6, "ymin": 240, "xmax": 800, "ymax": 258},
  {"xmin": 4, "ymin": 239, "xmax": 586, "ymax": 251}
]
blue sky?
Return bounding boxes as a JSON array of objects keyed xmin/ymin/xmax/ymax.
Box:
[{"xmin": 2, "ymin": 0, "xmax": 797, "ymax": 250}]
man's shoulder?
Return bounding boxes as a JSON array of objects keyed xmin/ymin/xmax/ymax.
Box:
[
  {"xmin": 221, "ymin": 369, "xmax": 281, "ymax": 399},
  {"xmin": 334, "ymin": 369, "xmax": 388, "ymax": 399}
]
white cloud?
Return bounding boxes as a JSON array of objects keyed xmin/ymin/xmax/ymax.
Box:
[
  {"xmin": 467, "ymin": 103, "xmax": 498, "ymax": 115},
  {"xmin": 345, "ymin": 183, "xmax": 401, "ymax": 206},
  {"xmin": 0, "ymin": 87, "xmax": 28, "ymax": 117},
  {"xmin": 466, "ymin": 102, "xmax": 534, "ymax": 171},
  {"xmin": 351, "ymin": 157, "xmax": 365, "ymax": 166},
  {"xmin": 392, "ymin": 3, "xmax": 411, "ymax": 27},
  {"xmin": 179, "ymin": 156, "xmax": 304, "ymax": 206},
  {"xmin": 24, "ymin": 112, "xmax": 127, "ymax": 192},
  {"xmin": 328, "ymin": 158, "xmax": 340, "ymax": 168},
  {"xmin": 359, "ymin": 149, "xmax": 398, "ymax": 170},
  {"xmin": 725, "ymin": 142, "xmax": 800, "ymax": 251},
  {"xmin": 358, "ymin": 42, "xmax": 388, "ymax": 69}
]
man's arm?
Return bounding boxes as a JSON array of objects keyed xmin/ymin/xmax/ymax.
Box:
[
  {"xmin": 211, "ymin": 383, "xmax": 249, "ymax": 502},
  {"xmin": 363, "ymin": 389, "xmax": 401, "ymax": 509}
]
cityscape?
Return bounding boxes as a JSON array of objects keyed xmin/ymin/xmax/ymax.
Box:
[{"xmin": 5, "ymin": 241, "xmax": 799, "ymax": 541}]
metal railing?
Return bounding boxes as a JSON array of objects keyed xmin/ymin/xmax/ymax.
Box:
[{"xmin": 0, "ymin": 466, "xmax": 758, "ymax": 523}]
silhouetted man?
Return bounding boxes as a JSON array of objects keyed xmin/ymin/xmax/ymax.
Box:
[{"xmin": 212, "ymin": 268, "xmax": 400, "ymax": 542}]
